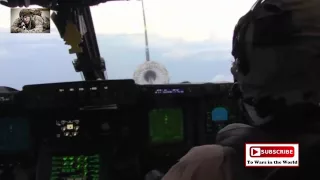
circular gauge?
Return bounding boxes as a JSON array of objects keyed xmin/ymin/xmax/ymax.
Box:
[
  {"xmin": 212, "ymin": 107, "xmax": 228, "ymax": 121},
  {"xmin": 133, "ymin": 61, "xmax": 169, "ymax": 84}
]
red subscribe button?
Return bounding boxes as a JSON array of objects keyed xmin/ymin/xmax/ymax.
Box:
[{"xmin": 250, "ymin": 146, "xmax": 295, "ymax": 157}]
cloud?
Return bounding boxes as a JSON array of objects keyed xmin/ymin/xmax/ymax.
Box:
[
  {"xmin": 0, "ymin": 48, "xmax": 8, "ymax": 56},
  {"xmin": 211, "ymin": 74, "xmax": 233, "ymax": 82},
  {"xmin": 0, "ymin": 30, "xmax": 233, "ymax": 88},
  {"xmin": 162, "ymin": 45, "xmax": 232, "ymax": 60},
  {"xmin": 90, "ymin": 0, "xmax": 256, "ymax": 41},
  {"xmin": 0, "ymin": 28, "xmax": 231, "ymax": 62},
  {"xmin": 0, "ymin": 0, "xmax": 257, "ymax": 41},
  {"xmin": 0, "ymin": 0, "xmax": 252, "ymax": 88}
]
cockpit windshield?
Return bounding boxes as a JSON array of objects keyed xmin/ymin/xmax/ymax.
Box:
[{"xmin": 0, "ymin": 0, "xmax": 255, "ymax": 90}]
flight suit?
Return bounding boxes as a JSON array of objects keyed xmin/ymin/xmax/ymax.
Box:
[
  {"xmin": 164, "ymin": 119, "xmax": 320, "ymax": 180},
  {"xmin": 162, "ymin": 123, "xmax": 274, "ymax": 180}
]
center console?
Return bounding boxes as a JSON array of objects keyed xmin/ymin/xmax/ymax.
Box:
[{"xmin": 0, "ymin": 80, "xmax": 241, "ymax": 180}]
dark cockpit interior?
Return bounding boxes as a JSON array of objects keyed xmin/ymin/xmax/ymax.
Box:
[
  {"xmin": 0, "ymin": 0, "xmax": 244, "ymax": 179},
  {"xmin": 0, "ymin": 81, "xmax": 242, "ymax": 180}
]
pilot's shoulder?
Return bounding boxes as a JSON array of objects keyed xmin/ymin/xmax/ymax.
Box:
[{"xmin": 216, "ymin": 123, "xmax": 274, "ymax": 149}]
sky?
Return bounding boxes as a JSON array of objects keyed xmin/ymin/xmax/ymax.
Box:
[{"xmin": 0, "ymin": 0, "xmax": 256, "ymax": 89}]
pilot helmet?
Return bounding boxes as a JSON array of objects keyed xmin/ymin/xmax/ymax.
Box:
[{"xmin": 230, "ymin": 0, "xmax": 320, "ymax": 126}]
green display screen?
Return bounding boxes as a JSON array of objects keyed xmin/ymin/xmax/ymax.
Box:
[
  {"xmin": 148, "ymin": 108, "xmax": 184, "ymax": 143},
  {"xmin": 51, "ymin": 154, "xmax": 100, "ymax": 180}
]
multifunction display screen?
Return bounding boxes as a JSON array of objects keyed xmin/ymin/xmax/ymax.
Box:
[
  {"xmin": 0, "ymin": 117, "xmax": 30, "ymax": 153},
  {"xmin": 148, "ymin": 108, "xmax": 184, "ymax": 144},
  {"xmin": 50, "ymin": 154, "xmax": 100, "ymax": 180}
]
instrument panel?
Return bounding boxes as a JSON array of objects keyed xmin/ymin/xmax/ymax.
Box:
[{"xmin": 0, "ymin": 80, "xmax": 241, "ymax": 180}]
